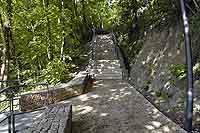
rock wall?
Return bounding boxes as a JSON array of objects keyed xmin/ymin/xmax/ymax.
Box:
[
  {"xmin": 129, "ymin": 26, "xmax": 186, "ymax": 110},
  {"xmin": 20, "ymin": 71, "xmax": 93, "ymax": 111},
  {"xmin": 129, "ymin": 25, "xmax": 200, "ymax": 128}
]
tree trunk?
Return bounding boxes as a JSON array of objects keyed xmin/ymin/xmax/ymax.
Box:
[
  {"xmin": 43, "ymin": 0, "xmax": 53, "ymax": 60},
  {"xmin": 26, "ymin": 0, "xmax": 32, "ymax": 9},
  {"xmin": 73, "ymin": 0, "xmax": 78, "ymax": 17},
  {"xmin": 81, "ymin": 0, "xmax": 87, "ymax": 24},
  {"xmin": 81, "ymin": 0, "xmax": 89, "ymax": 41},
  {"xmin": 0, "ymin": 14, "xmax": 7, "ymax": 88},
  {"xmin": 4, "ymin": 0, "xmax": 12, "ymax": 86},
  {"xmin": 4, "ymin": 20, "xmax": 11, "ymax": 84},
  {"xmin": 60, "ymin": 0, "xmax": 65, "ymax": 61}
]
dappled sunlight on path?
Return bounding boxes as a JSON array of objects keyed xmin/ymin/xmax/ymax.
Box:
[
  {"xmin": 61, "ymin": 80, "xmax": 186, "ymax": 133},
  {"xmin": 60, "ymin": 34, "xmax": 186, "ymax": 133}
]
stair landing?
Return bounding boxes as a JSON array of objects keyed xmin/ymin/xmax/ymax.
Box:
[
  {"xmin": 60, "ymin": 80, "xmax": 186, "ymax": 133},
  {"xmin": 74, "ymin": 34, "xmax": 186, "ymax": 132}
]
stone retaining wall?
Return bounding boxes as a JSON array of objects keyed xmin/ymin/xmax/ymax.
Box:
[{"xmin": 20, "ymin": 71, "xmax": 93, "ymax": 111}]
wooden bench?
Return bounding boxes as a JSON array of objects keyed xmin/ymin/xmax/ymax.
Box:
[{"xmin": 21, "ymin": 103, "xmax": 72, "ymax": 133}]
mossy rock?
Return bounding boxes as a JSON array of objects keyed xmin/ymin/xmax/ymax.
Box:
[{"xmin": 155, "ymin": 90, "xmax": 173, "ymax": 100}]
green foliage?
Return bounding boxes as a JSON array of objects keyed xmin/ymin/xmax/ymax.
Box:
[
  {"xmin": 0, "ymin": 0, "xmax": 92, "ymax": 85},
  {"xmin": 41, "ymin": 59, "xmax": 74, "ymax": 84},
  {"xmin": 167, "ymin": 106, "xmax": 183, "ymax": 113},
  {"xmin": 113, "ymin": 0, "xmax": 179, "ymax": 63},
  {"xmin": 169, "ymin": 64, "xmax": 186, "ymax": 80},
  {"xmin": 0, "ymin": 99, "xmax": 9, "ymax": 111},
  {"xmin": 196, "ymin": 63, "xmax": 200, "ymax": 72},
  {"xmin": 190, "ymin": 13, "xmax": 200, "ymax": 85},
  {"xmin": 143, "ymin": 80, "xmax": 151, "ymax": 91},
  {"xmin": 1, "ymin": 0, "xmax": 199, "ymax": 88},
  {"xmin": 190, "ymin": 13, "xmax": 200, "ymax": 34},
  {"xmin": 155, "ymin": 90, "xmax": 173, "ymax": 100}
]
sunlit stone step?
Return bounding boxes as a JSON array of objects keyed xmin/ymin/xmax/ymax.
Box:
[
  {"xmin": 90, "ymin": 68, "xmax": 122, "ymax": 75},
  {"xmin": 95, "ymin": 47, "xmax": 114, "ymax": 53},
  {"xmin": 90, "ymin": 60, "xmax": 121, "ymax": 69},
  {"xmin": 95, "ymin": 73, "xmax": 122, "ymax": 80},
  {"xmin": 95, "ymin": 53, "xmax": 118, "ymax": 60}
]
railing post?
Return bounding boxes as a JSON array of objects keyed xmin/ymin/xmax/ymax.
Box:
[
  {"xmin": 179, "ymin": 0, "xmax": 194, "ymax": 132},
  {"xmin": 92, "ymin": 27, "xmax": 96, "ymax": 60},
  {"xmin": 90, "ymin": 27, "xmax": 96, "ymax": 71},
  {"xmin": 8, "ymin": 114, "xmax": 11, "ymax": 133},
  {"xmin": 8, "ymin": 97, "xmax": 12, "ymax": 133},
  {"xmin": 11, "ymin": 94, "xmax": 15, "ymax": 133}
]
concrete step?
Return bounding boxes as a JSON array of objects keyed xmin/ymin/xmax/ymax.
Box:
[
  {"xmin": 87, "ymin": 66, "xmax": 121, "ymax": 71},
  {"xmin": 0, "ymin": 110, "xmax": 44, "ymax": 133},
  {"xmin": 90, "ymin": 65, "xmax": 121, "ymax": 70},
  {"xmin": 96, "ymin": 42, "xmax": 114, "ymax": 48},
  {"xmin": 90, "ymin": 60, "xmax": 121, "ymax": 69},
  {"xmin": 95, "ymin": 44, "xmax": 114, "ymax": 48},
  {"xmin": 96, "ymin": 60, "xmax": 120, "ymax": 64},
  {"xmin": 90, "ymin": 59, "xmax": 120, "ymax": 64},
  {"xmin": 96, "ymin": 35, "xmax": 112, "ymax": 41},
  {"xmin": 95, "ymin": 47, "xmax": 114, "ymax": 52},
  {"xmin": 95, "ymin": 53, "xmax": 118, "ymax": 60},
  {"xmin": 95, "ymin": 73, "xmax": 122, "ymax": 80},
  {"xmin": 90, "ymin": 69, "xmax": 122, "ymax": 75},
  {"xmin": 95, "ymin": 49, "xmax": 115, "ymax": 54}
]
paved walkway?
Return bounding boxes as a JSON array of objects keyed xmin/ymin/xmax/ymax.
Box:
[
  {"xmin": 0, "ymin": 110, "xmax": 44, "ymax": 133},
  {"xmin": 60, "ymin": 34, "xmax": 186, "ymax": 133},
  {"xmin": 0, "ymin": 34, "xmax": 187, "ymax": 133}
]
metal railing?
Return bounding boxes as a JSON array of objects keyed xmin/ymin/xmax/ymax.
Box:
[
  {"xmin": 179, "ymin": 0, "xmax": 194, "ymax": 132},
  {"xmin": 0, "ymin": 80, "xmax": 20, "ymax": 133},
  {"xmin": 111, "ymin": 31, "xmax": 131, "ymax": 79},
  {"xmin": 0, "ymin": 80, "xmax": 50, "ymax": 133},
  {"xmin": 87, "ymin": 27, "xmax": 96, "ymax": 72},
  {"xmin": 91, "ymin": 27, "xmax": 96, "ymax": 61}
]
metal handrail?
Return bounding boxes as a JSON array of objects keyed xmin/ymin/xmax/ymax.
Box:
[
  {"xmin": 87, "ymin": 27, "xmax": 96, "ymax": 72},
  {"xmin": 0, "ymin": 79, "xmax": 21, "ymax": 89},
  {"xmin": 0, "ymin": 81, "xmax": 49, "ymax": 133},
  {"xmin": 0, "ymin": 86, "xmax": 12, "ymax": 94},
  {"xmin": 91, "ymin": 27, "xmax": 96, "ymax": 61},
  {"xmin": 179, "ymin": 0, "xmax": 194, "ymax": 132},
  {"xmin": 111, "ymin": 31, "xmax": 130, "ymax": 79},
  {"xmin": 0, "ymin": 80, "xmax": 21, "ymax": 83},
  {"xmin": 0, "ymin": 86, "xmax": 16, "ymax": 133}
]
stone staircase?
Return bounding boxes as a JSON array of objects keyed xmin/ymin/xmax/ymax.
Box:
[
  {"xmin": 89, "ymin": 34, "xmax": 122, "ymax": 80},
  {"xmin": 0, "ymin": 34, "xmax": 187, "ymax": 133},
  {"xmin": 65, "ymin": 33, "xmax": 187, "ymax": 133}
]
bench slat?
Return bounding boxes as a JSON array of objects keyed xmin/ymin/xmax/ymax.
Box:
[{"xmin": 21, "ymin": 103, "xmax": 72, "ymax": 133}]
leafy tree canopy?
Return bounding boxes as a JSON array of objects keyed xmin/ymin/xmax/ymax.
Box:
[{"xmin": 0, "ymin": 0, "xmax": 199, "ymax": 85}]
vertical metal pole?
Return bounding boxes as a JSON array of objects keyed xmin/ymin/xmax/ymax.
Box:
[
  {"xmin": 179, "ymin": 0, "xmax": 194, "ymax": 132},
  {"xmin": 12, "ymin": 114, "xmax": 15, "ymax": 133},
  {"xmin": 47, "ymin": 84, "xmax": 53, "ymax": 104},
  {"xmin": 8, "ymin": 98, "xmax": 12, "ymax": 133},
  {"xmin": 92, "ymin": 27, "xmax": 95, "ymax": 60},
  {"xmin": 8, "ymin": 115, "xmax": 11, "ymax": 133},
  {"xmin": 91, "ymin": 27, "xmax": 96, "ymax": 72},
  {"xmin": 11, "ymin": 95, "xmax": 15, "ymax": 133}
]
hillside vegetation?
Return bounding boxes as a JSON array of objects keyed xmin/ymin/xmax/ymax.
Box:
[{"xmin": 1, "ymin": 0, "xmax": 200, "ymax": 131}]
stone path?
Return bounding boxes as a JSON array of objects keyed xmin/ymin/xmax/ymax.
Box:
[
  {"xmin": 59, "ymin": 34, "xmax": 187, "ymax": 133},
  {"xmin": 0, "ymin": 34, "xmax": 187, "ymax": 133},
  {"xmin": 89, "ymin": 34, "xmax": 122, "ymax": 80},
  {"xmin": 0, "ymin": 110, "xmax": 44, "ymax": 133},
  {"xmin": 0, "ymin": 104, "xmax": 72, "ymax": 133}
]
